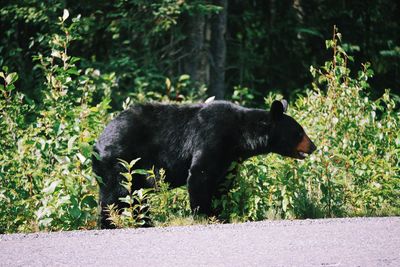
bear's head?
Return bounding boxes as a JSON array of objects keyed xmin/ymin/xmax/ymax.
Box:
[{"xmin": 268, "ymin": 100, "xmax": 316, "ymax": 159}]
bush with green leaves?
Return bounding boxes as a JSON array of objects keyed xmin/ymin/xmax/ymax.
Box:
[
  {"xmin": 215, "ymin": 29, "xmax": 400, "ymax": 221},
  {"xmin": 106, "ymin": 159, "xmax": 192, "ymax": 228},
  {"xmin": 147, "ymin": 168, "xmax": 192, "ymax": 226},
  {"xmin": 125, "ymin": 75, "xmax": 207, "ymax": 105},
  {"xmin": 106, "ymin": 159, "xmax": 152, "ymax": 228},
  {"xmin": 0, "ymin": 10, "xmax": 114, "ymax": 233}
]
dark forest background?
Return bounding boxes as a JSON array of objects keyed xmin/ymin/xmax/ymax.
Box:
[{"xmin": 1, "ymin": 0, "xmax": 399, "ymax": 106}]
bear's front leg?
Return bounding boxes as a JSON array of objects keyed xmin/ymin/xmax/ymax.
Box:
[{"xmin": 187, "ymin": 150, "xmax": 222, "ymax": 216}]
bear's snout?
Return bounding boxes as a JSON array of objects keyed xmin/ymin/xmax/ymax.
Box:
[{"xmin": 295, "ymin": 134, "xmax": 316, "ymax": 159}]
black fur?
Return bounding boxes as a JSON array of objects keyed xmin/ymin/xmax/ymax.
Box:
[{"xmin": 93, "ymin": 100, "xmax": 316, "ymax": 228}]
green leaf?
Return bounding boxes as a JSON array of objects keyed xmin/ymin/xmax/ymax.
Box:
[
  {"xmin": 76, "ymin": 153, "xmax": 86, "ymax": 164},
  {"xmin": 62, "ymin": 9, "xmax": 69, "ymax": 22},
  {"xmin": 129, "ymin": 158, "xmax": 141, "ymax": 168},
  {"xmin": 326, "ymin": 40, "xmax": 334, "ymax": 49},
  {"xmin": 81, "ymin": 195, "xmax": 97, "ymax": 209},
  {"xmin": 39, "ymin": 218, "xmax": 53, "ymax": 227},
  {"xmin": 51, "ymin": 50, "xmax": 62, "ymax": 58},
  {"xmin": 118, "ymin": 159, "xmax": 130, "ymax": 170},
  {"xmin": 179, "ymin": 74, "xmax": 190, "ymax": 81},
  {"xmin": 119, "ymin": 195, "xmax": 132, "ymax": 204},
  {"xmin": 120, "ymin": 172, "xmax": 132, "ymax": 182},
  {"xmin": 80, "ymin": 142, "xmax": 92, "ymax": 158},
  {"xmin": 5, "ymin": 72, "xmax": 18, "ymax": 85},
  {"xmin": 67, "ymin": 68, "xmax": 80, "ymax": 75},
  {"xmin": 67, "ymin": 136, "xmax": 78, "ymax": 153},
  {"xmin": 42, "ymin": 181, "xmax": 60, "ymax": 194},
  {"xmin": 133, "ymin": 169, "xmax": 148, "ymax": 175},
  {"xmin": 69, "ymin": 57, "xmax": 80, "ymax": 64},
  {"xmin": 6, "ymin": 84, "xmax": 15, "ymax": 91},
  {"xmin": 70, "ymin": 204, "xmax": 81, "ymax": 219},
  {"xmin": 121, "ymin": 210, "xmax": 132, "ymax": 217},
  {"xmin": 94, "ymin": 173, "xmax": 104, "ymax": 185},
  {"xmin": 296, "ymin": 28, "xmax": 323, "ymax": 38}
]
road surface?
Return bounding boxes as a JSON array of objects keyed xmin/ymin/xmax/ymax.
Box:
[{"xmin": 1, "ymin": 217, "xmax": 399, "ymax": 266}]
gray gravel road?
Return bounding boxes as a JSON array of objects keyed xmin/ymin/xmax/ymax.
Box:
[{"xmin": 1, "ymin": 217, "xmax": 399, "ymax": 266}]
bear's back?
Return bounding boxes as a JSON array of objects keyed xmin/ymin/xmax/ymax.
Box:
[{"xmin": 95, "ymin": 101, "xmax": 244, "ymax": 162}]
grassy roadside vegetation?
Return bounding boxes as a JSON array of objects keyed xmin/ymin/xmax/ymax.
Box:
[{"xmin": 1, "ymin": 13, "xmax": 399, "ymax": 233}]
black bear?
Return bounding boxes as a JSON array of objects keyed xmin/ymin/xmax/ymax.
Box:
[{"xmin": 92, "ymin": 100, "xmax": 316, "ymax": 228}]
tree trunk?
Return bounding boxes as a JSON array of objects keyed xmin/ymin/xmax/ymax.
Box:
[
  {"xmin": 209, "ymin": 0, "xmax": 227, "ymax": 99},
  {"xmin": 182, "ymin": 12, "xmax": 208, "ymax": 87}
]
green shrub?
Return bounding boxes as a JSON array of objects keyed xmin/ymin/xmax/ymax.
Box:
[
  {"xmin": 215, "ymin": 28, "xmax": 400, "ymax": 221},
  {"xmin": 0, "ymin": 10, "xmax": 114, "ymax": 233},
  {"xmin": 106, "ymin": 159, "xmax": 152, "ymax": 228},
  {"xmin": 106, "ymin": 159, "xmax": 192, "ymax": 228},
  {"xmin": 147, "ymin": 168, "xmax": 192, "ymax": 226}
]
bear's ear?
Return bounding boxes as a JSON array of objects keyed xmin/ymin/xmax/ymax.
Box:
[
  {"xmin": 270, "ymin": 99, "xmax": 288, "ymax": 120},
  {"xmin": 281, "ymin": 99, "xmax": 288, "ymax": 113}
]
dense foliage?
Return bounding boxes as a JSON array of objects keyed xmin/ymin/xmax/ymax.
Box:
[
  {"xmin": 1, "ymin": 0, "xmax": 399, "ymax": 103},
  {"xmin": 1, "ymin": 12, "xmax": 114, "ymax": 232},
  {"xmin": 215, "ymin": 30, "xmax": 400, "ymax": 221},
  {"xmin": 0, "ymin": 4, "xmax": 399, "ymax": 233}
]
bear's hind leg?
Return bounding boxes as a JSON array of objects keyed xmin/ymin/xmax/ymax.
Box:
[
  {"xmin": 187, "ymin": 171, "xmax": 213, "ymax": 216},
  {"xmin": 187, "ymin": 151, "xmax": 222, "ymax": 216}
]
